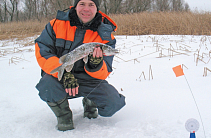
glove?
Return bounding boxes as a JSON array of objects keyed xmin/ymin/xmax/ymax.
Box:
[
  {"xmin": 88, "ymin": 54, "xmax": 103, "ymax": 68},
  {"xmin": 63, "ymin": 72, "xmax": 79, "ymax": 89}
]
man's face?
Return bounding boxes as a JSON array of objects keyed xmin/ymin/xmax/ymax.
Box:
[{"xmin": 75, "ymin": 0, "xmax": 97, "ymax": 24}]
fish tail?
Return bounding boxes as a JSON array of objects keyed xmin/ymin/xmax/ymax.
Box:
[{"xmin": 50, "ymin": 66, "xmax": 65, "ymax": 81}]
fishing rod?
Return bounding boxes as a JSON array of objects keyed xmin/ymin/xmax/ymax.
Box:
[{"xmin": 173, "ymin": 65, "xmax": 206, "ymax": 138}]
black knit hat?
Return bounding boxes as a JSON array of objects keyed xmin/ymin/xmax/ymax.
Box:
[{"xmin": 74, "ymin": 0, "xmax": 99, "ymax": 9}]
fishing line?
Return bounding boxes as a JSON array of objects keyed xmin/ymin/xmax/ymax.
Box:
[
  {"xmin": 85, "ymin": 79, "xmax": 104, "ymax": 99},
  {"xmin": 184, "ymin": 75, "xmax": 206, "ymax": 138},
  {"xmin": 81, "ymin": 80, "xmax": 104, "ymax": 109}
]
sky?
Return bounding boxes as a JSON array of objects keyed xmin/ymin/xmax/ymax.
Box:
[{"xmin": 185, "ymin": 0, "xmax": 211, "ymax": 11}]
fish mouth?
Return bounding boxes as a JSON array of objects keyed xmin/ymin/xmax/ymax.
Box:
[
  {"xmin": 114, "ymin": 49, "xmax": 119, "ymax": 53},
  {"xmin": 103, "ymin": 49, "xmax": 119, "ymax": 56}
]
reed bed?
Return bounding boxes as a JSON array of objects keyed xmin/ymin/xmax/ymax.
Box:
[
  {"xmin": 111, "ymin": 11, "xmax": 211, "ymax": 35},
  {"xmin": 0, "ymin": 12, "xmax": 211, "ymax": 40},
  {"xmin": 0, "ymin": 20, "xmax": 48, "ymax": 40}
]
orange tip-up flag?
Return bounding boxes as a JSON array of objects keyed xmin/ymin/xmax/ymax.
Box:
[{"xmin": 172, "ymin": 65, "xmax": 184, "ymax": 77}]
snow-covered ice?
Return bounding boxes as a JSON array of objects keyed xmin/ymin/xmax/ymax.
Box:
[{"xmin": 0, "ymin": 35, "xmax": 211, "ymax": 138}]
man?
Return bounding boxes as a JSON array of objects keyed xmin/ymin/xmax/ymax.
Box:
[{"xmin": 35, "ymin": 0, "xmax": 125, "ymax": 131}]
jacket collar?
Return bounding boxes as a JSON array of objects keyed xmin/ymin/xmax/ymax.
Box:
[{"xmin": 55, "ymin": 6, "xmax": 117, "ymax": 32}]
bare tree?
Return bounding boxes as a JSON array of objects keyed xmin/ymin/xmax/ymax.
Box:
[
  {"xmin": 153, "ymin": 0, "xmax": 171, "ymax": 11},
  {"xmin": 172, "ymin": 0, "xmax": 184, "ymax": 11},
  {"xmin": 40, "ymin": 0, "xmax": 49, "ymax": 18},
  {"xmin": 122, "ymin": 0, "xmax": 134, "ymax": 13},
  {"xmin": 101, "ymin": 0, "xmax": 123, "ymax": 14},
  {"xmin": 24, "ymin": 0, "xmax": 33, "ymax": 20},
  {"xmin": 0, "ymin": 3, "xmax": 2, "ymax": 22},
  {"xmin": 8, "ymin": 0, "xmax": 15, "ymax": 21},
  {"xmin": 0, "ymin": 0, "xmax": 192, "ymax": 22},
  {"xmin": 5, "ymin": 0, "xmax": 20, "ymax": 21},
  {"xmin": 2, "ymin": 0, "xmax": 8, "ymax": 22},
  {"xmin": 14, "ymin": 0, "xmax": 18, "ymax": 21},
  {"xmin": 101, "ymin": 0, "xmax": 108, "ymax": 14},
  {"xmin": 184, "ymin": 2, "xmax": 190, "ymax": 12},
  {"xmin": 111, "ymin": 0, "xmax": 123, "ymax": 14},
  {"xmin": 23, "ymin": 0, "xmax": 42, "ymax": 20},
  {"xmin": 48, "ymin": 0, "xmax": 72, "ymax": 12},
  {"xmin": 23, "ymin": 0, "xmax": 73, "ymax": 20},
  {"xmin": 134, "ymin": 0, "xmax": 152, "ymax": 12}
]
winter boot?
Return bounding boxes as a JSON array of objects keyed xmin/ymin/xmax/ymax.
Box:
[
  {"xmin": 47, "ymin": 97, "xmax": 74, "ymax": 131},
  {"xmin": 82, "ymin": 97, "xmax": 98, "ymax": 119}
]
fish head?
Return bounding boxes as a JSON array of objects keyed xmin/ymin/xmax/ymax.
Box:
[{"xmin": 101, "ymin": 45, "xmax": 119, "ymax": 56}]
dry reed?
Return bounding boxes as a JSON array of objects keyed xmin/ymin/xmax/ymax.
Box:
[
  {"xmin": 0, "ymin": 12, "xmax": 211, "ymax": 40},
  {"xmin": 0, "ymin": 19, "xmax": 48, "ymax": 40},
  {"xmin": 111, "ymin": 11, "xmax": 211, "ymax": 35}
]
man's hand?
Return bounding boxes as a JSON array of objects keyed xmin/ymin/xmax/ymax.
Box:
[
  {"xmin": 89, "ymin": 47, "xmax": 103, "ymax": 65},
  {"xmin": 93, "ymin": 47, "xmax": 103, "ymax": 58},
  {"xmin": 63, "ymin": 72, "xmax": 79, "ymax": 96}
]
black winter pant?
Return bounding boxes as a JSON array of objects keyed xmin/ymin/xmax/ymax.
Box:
[{"xmin": 36, "ymin": 74, "xmax": 125, "ymax": 117}]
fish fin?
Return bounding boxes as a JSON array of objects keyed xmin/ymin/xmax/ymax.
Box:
[
  {"xmin": 50, "ymin": 66, "xmax": 60, "ymax": 74},
  {"xmin": 59, "ymin": 54, "xmax": 68, "ymax": 64},
  {"xmin": 50, "ymin": 66, "xmax": 64, "ymax": 81},
  {"xmin": 83, "ymin": 56, "xmax": 89, "ymax": 63},
  {"xmin": 57, "ymin": 69, "xmax": 64, "ymax": 81},
  {"xmin": 65, "ymin": 64, "xmax": 74, "ymax": 72}
]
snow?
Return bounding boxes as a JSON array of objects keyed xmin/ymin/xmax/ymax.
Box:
[{"xmin": 0, "ymin": 35, "xmax": 211, "ymax": 138}]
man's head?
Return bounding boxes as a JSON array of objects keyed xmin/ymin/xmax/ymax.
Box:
[
  {"xmin": 74, "ymin": 0, "xmax": 99, "ymax": 9},
  {"xmin": 74, "ymin": 0, "xmax": 99, "ymax": 24}
]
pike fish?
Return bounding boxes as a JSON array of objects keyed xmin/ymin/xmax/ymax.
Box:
[{"xmin": 50, "ymin": 42, "xmax": 119, "ymax": 81}]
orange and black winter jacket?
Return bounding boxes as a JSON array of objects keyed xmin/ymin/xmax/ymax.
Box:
[{"xmin": 35, "ymin": 7, "xmax": 117, "ymax": 80}]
